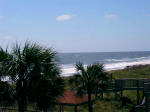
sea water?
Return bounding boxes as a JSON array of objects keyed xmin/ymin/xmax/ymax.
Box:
[{"xmin": 58, "ymin": 51, "xmax": 150, "ymax": 76}]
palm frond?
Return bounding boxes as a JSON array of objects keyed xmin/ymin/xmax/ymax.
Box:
[{"xmin": 70, "ymin": 62, "xmax": 109, "ymax": 96}]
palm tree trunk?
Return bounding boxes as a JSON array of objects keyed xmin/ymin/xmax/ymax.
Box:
[
  {"xmin": 87, "ymin": 89, "xmax": 93, "ymax": 112},
  {"xmin": 18, "ymin": 96, "xmax": 27, "ymax": 112},
  {"xmin": 17, "ymin": 80, "xmax": 27, "ymax": 112}
]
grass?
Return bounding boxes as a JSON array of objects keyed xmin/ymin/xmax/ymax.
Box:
[{"xmin": 110, "ymin": 65, "xmax": 150, "ymax": 79}]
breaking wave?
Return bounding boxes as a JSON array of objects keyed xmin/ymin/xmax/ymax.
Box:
[{"xmin": 61, "ymin": 56, "xmax": 150, "ymax": 76}]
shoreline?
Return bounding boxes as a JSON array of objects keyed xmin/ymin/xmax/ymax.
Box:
[
  {"xmin": 61, "ymin": 57, "xmax": 150, "ymax": 76},
  {"xmin": 62, "ymin": 64, "xmax": 150, "ymax": 77}
]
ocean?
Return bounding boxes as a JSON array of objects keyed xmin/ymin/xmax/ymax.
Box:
[{"xmin": 58, "ymin": 51, "xmax": 150, "ymax": 76}]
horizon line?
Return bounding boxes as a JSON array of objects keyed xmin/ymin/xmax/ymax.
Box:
[{"xmin": 59, "ymin": 50, "xmax": 150, "ymax": 54}]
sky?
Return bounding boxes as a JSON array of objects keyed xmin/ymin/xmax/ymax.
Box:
[{"xmin": 0, "ymin": 0, "xmax": 150, "ymax": 53}]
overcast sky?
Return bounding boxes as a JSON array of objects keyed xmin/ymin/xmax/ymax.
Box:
[{"xmin": 0, "ymin": 0, "xmax": 150, "ymax": 52}]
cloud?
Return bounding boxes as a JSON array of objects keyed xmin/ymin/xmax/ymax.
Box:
[
  {"xmin": 56, "ymin": 14, "xmax": 75, "ymax": 21},
  {"xmin": 104, "ymin": 14, "xmax": 117, "ymax": 19}
]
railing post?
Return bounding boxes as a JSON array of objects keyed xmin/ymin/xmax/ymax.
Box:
[
  {"xmin": 120, "ymin": 80, "xmax": 123, "ymax": 98},
  {"xmin": 142, "ymin": 80, "xmax": 145, "ymax": 98},
  {"xmin": 74, "ymin": 105, "xmax": 78, "ymax": 112},
  {"xmin": 59, "ymin": 105, "xmax": 61, "ymax": 112},
  {"xmin": 137, "ymin": 80, "xmax": 140, "ymax": 104},
  {"xmin": 114, "ymin": 80, "xmax": 117, "ymax": 99},
  {"xmin": 110, "ymin": 73, "xmax": 113, "ymax": 82},
  {"xmin": 62, "ymin": 105, "xmax": 64, "ymax": 112}
]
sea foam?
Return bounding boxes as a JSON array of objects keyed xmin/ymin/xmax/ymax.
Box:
[{"xmin": 61, "ymin": 57, "xmax": 150, "ymax": 76}]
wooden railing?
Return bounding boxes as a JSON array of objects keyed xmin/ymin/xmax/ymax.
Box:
[{"xmin": 135, "ymin": 82, "xmax": 150, "ymax": 112}]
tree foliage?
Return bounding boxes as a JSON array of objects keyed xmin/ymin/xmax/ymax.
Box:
[
  {"xmin": 0, "ymin": 42, "xmax": 64, "ymax": 111},
  {"xmin": 0, "ymin": 81, "xmax": 14, "ymax": 105}
]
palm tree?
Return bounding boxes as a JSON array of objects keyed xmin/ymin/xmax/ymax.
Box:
[
  {"xmin": 0, "ymin": 42, "xmax": 64, "ymax": 112},
  {"xmin": 0, "ymin": 48, "xmax": 15, "ymax": 105},
  {"xmin": 69, "ymin": 62, "xmax": 109, "ymax": 112}
]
